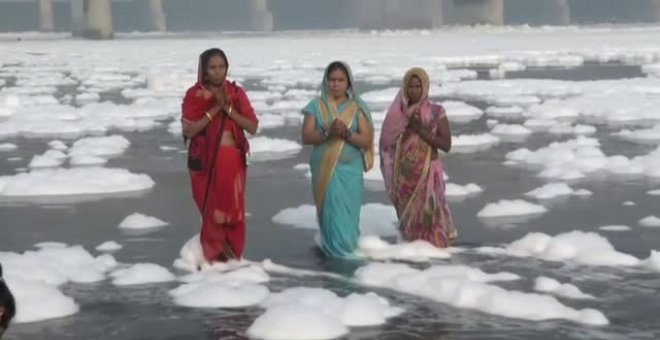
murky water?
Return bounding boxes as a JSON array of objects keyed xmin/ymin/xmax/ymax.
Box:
[{"xmin": 1, "ymin": 58, "xmax": 659, "ymax": 339}]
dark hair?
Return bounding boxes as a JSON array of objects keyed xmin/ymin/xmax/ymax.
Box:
[
  {"xmin": 200, "ymin": 48, "xmax": 229, "ymax": 83},
  {"xmin": 325, "ymin": 61, "xmax": 352, "ymax": 89},
  {"xmin": 0, "ymin": 264, "xmax": 15, "ymax": 337}
]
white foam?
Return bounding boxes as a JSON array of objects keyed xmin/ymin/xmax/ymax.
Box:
[
  {"xmin": 445, "ymin": 182, "xmax": 483, "ymax": 197},
  {"xmin": 648, "ymin": 189, "xmax": 660, "ymax": 196},
  {"xmin": 3, "ymin": 276, "xmax": 80, "ymax": 323},
  {"xmin": 169, "ymin": 270, "xmax": 270, "ymax": 308},
  {"xmin": 95, "ymin": 241, "xmax": 123, "ymax": 252},
  {"xmin": 0, "ymin": 167, "xmax": 154, "ymax": 198},
  {"xmin": 639, "ymin": 215, "xmax": 660, "ymax": 227},
  {"xmin": 247, "ymin": 304, "xmax": 349, "ymax": 340},
  {"xmin": 642, "ymin": 251, "xmax": 660, "ymax": 272},
  {"xmin": 477, "ymin": 199, "xmax": 547, "ymax": 218},
  {"xmin": 110, "ymin": 263, "xmax": 175, "ymax": 286},
  {"xmin": 68, "ymin": 135, "xmax": 131, "ymax": 159},
  {"xmin": 28, "ymin": 150, "xmax": 67, "ymax": 169},
  {"xmin": 249, "ymin": 136, "xmax": 302, "ymax": 154},
  {"xmin": 0, "ymin": 143, "xmax": 17, "ymax": 151},
  {"xmin": 118, "ymin": 213, "xmax": 168, "ymax": 229},
  {"xmin": 525, "ymin": 182, "xmax": 585, "ymax": 200},
  {"xmin": 622, "ymin": 201, "xmax": 636, "ymax": 206},
  {"xmin": 247, "ymin": 287, "xmax": 402, "ymax": 340},
  {"xmin": 548, "ymin": 124, "xmax": 597, "ymax": 136},
  {"xmin": 485, "ymin": 106, "xmax": 524, "ymax": 119},
  {"xmin": 503, "ymin": 231, "xmax": 640, "ymax": 267},
  {"xmin": 272, "ymin": 203, "xmax": 398, "ymax": 237},
  {"xmin": 0, "ymin": 243, "xmax": 117, "ymax": 323},
  {"xmin": 613, "ymin": 124, "xmax": 660, "ymax": 144},
  {"xmin": 354, "ymin": 262, "xmax": 606, "ymax": 325},
  {"xmin": 442, "ymin": 101, "xmax": 484, "ymax": 123},
  {"xmin": 452, "ymin": 134, "xmax": 500, "ymax": 153},
  {"xmin": 48, "ymin": 140, "xmax": 68, "ymax": 151},
  {"xmin": 491, "ymin": 124, "xmax": 533, "ymax": 136},
  {"xmin": 598, "ymin": 225, "xmax": 631, "ymax": 232},
  {"xmin": 356, "ymin": 236, "xmax": 451, "ymax": 262},
  {"xmin": 534, "ymin": 277, "xmax": 595, "ymax": 300}
]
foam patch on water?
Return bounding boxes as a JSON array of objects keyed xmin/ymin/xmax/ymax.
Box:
[
  {"xmin": 485, "ymin": 106, "xmax": 524, "ymax": 120},
  {"xmin": 247, "ymin": 287, "xmax": 402, "ymax": 340},
  {"xmin": 613, "ymin": 125, "xmax": 660, "ymax": 144},
  {"xmin": 0, "ymin": 243, "xmax": 118, "ymax": 323},
  {"xmin": 452, "ymin": 134, "xmax": 500, "ymax": 153},
  {"xmin": 491, "ymin": 124, "xmax": 533, "ymax": 136},
  {"xmin": 598, "ymin": 225, "xmax": 631, "ymax": 232},
  {"xmin": 272, "ymin": 203, "xmax": 398, "ymax": 237},
  {"xmin": 354, "ymin": 262, "xmax": 606, "ymax": 325},
  {"xmin": 118, "ymin": 213, "xmax": 169, "ymax": 229},
  {"xmin": 445, "ymin": 183, "xmax": 483, "ymax": 198},
  {"xmin": 0, "ymin": 167, "xmax": 154, "ymax": 198},
  {"xmin": 0, "ymin": 142, "xmax": 17, "ymax": 151},
  {"xmin": 95, "ymin": 241, "xmax": 123, "ymax": 252},
  {"xmin": 492, "ymin": 231, "xmax": 641, "ymax": 267},
  {"xmin": 442, "ymin": 101, "xmax": 484, "ymax": 123},
  {"xmin": 647, "ymin": 189, "xmax": 660, "ymax": 196},
  {"xmin": 68, "ymin": 135, "xmax": 131, "ymax": 159},
  {"xmin": 534, "ymin": 277, "xmax": 595, "ymax": 300},
  {"xmin": 524, "ymin": 182, "xmax": 590, "ymax": 200},
  {"xmin": 639, "ymin": 216, "xmax": 660, "ymax": 227},
  {"xmin": 170, "ymin": 266, "xmax": 270, "ymax": 308},
  {"xmin": 356, "ymin": 236, "xmax": 451, "ymax": 262},
  {"xmin": 249, "ymin": 136, "xmax": 302, "ymax": 157},
  {"xmin": 477, "ymin": 199, "xmax": 547, "ymax": 218},
  {"xmin": 28, "ymin": 149, "xmax": 67, "ymax": 169},
  {"xmin": 110, "ymin": 263, "xmax": 176, "ymax": 286},
  {"xmin": 507, "ymin": 137, "xmax": 660, "ymax": 180}
]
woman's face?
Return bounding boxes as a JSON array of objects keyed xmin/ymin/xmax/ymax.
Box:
[
  {"xmin": 327, "ymin": 68, "xmax": 349, "ymax": 99},
  {"xmin": 406, "ymin": 75, "xmax": 423, "ymax": 104},
  {"xmin": 206, "ymin": 55, "xmax": 227, "ymax": 86}
]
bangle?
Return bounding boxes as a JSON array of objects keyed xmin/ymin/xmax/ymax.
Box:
[
  {"xmin": 322, "ymin": 128, "xmax": 329, "ymax": 140},
  {"xmin": 205, "ymin": 111, "xmax": 213, "ymax": 121},
  {"xmin": 345, "ymin": 129, "xmax": 352, "ymax": 139},
  {"xmin": 226, "ymin": 106, "xmax": 233, "ymax": 117}
]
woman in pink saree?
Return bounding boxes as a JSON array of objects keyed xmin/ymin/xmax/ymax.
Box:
[{"xmin": 379, "ymin": 67, "xmax": 457, "ymax": 247}]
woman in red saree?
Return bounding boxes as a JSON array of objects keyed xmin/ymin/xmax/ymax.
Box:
[
  {"xmin": 181, "ymin": 48, "xmax": 258, "ymax": 263},
  {"xmin": 379, "ymin": 67, "xmax": 457, "ymax": 248}
]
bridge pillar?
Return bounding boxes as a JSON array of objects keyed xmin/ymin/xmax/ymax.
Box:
[
  {"xmin": 71, "ymin": 0, "xmax": 84, "ymax": 36},
  {"xmin": 148, "ymin": 0, "xmax": 167, "ymax": 32},
  {"xmin": 83, "ymin": 0, "xmax": 114, "ymax": 39},
  {"xmin": 452, "ymin": 0, "xmax": 504, "ymax": 25},
  {"xmin": 650, "ymin": 0, "xmax": 660, "ymax": 20},
  {"xmin": 547, "ymin": 0, "xmax": 571, "ymax": 25},
  {"xmin": 38, "ymin": 0, "xmax": 54, "ymax": 32},
  {"xmin": 248, "ymin": 0, "xmax": 273, "ymax": 31}
]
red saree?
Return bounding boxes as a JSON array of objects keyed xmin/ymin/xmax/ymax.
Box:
[{"xmin": 181, "ymin": 78, "xmax": 257, "ymax": 262}]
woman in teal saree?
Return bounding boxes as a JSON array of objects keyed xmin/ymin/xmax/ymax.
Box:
[{"xmin": 301, "ymin": 61, "xmax": 375, "ymax": 258}]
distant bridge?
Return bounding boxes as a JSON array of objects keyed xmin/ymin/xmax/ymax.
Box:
[{"xmin": 13, "ymin": 0, "xmax": 660, "ymax": 39}]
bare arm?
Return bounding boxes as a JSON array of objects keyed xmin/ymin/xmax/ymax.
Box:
[
  {"xmin": 302, "ymin": 114, "xmax": 327, "ymax": 145},
  {"xmin": 228, "ymin": 106, "xmax": 258, "ymax": 135},
  {"xmin": 345, "ymin": 113, "xmax": 373, "ymax": 150},
  {"xmin": 181, "ymin": 104, "xmax": 222, "ymax": 138},
  {"xmin": 417, "ymin": 115, "xmax": 451, "ymax": 153}
]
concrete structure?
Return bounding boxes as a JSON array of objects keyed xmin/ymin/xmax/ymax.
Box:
[
  {"xmin": 352, "ymin": 0, "xmax": 444, "ymax": 30},
  {"xmin": 149, "ymin": 0, "xmax": 166, "ymax": 32},
  {"xmin": 71, "ymin": 0, "xmax": 84, "ymax": 36},
  {"xmin": 83, "ymin": 0, "xmax": 114, "ymax": 39},
  {"xmin": 548, "ymin": 0, "xmax": 570, "ymax": 25},
  {"xmin": 38, "ymin": 0, "xmax": 54, "ymax": 31},
  {"xmin": 248, "ymin": 0, "xmax": 273, "ymax": 31},
  {"xmin": 451, "ymin": 0, "xmax": 504, "ymax": 25}
]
